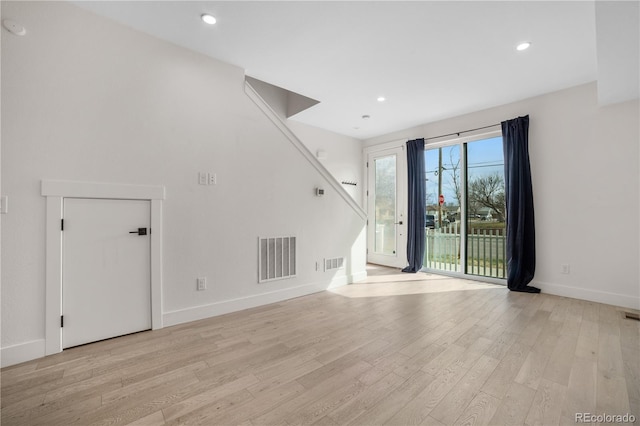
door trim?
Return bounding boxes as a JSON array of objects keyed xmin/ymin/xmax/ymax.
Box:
[{"xmin": 42, "ymin": 180, "xmax": 165, "ymax": 356}]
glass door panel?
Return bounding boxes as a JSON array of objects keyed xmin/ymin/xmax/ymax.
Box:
[
  {"xmin": 374, "ymin": 155, "xmax": 397, "ymax": 256},
  {"xmin": 424, "ymin": 145, "xmax": 462, "ymax": 272},
  {"xmin": 466, "ymin": 136, "xmax": 506, "ymax": 278},
  {"xmin": 367, "ymin": 147, "xmax": 406, "ymax": 268}
]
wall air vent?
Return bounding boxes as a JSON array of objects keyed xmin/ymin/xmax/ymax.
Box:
[
  {"xmin": 325, "ymin": 257, "xmax": 345, "ymax": 272},
  {"xmin": 623, "ymin": 311, "xmax": 640, "ymax": 321},
  {"xmin": 259, "ymin": 236, "xmax": 296, "ymax": 283}
]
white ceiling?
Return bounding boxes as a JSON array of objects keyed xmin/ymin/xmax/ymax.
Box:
[{"xmin": 72, "ymin": 1, "xmax": 636, "ymax": 139}]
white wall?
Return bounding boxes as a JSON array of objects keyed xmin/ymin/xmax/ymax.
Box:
[
  {"xmin": 244, "ymin": 77, "xmax": 363, "ymax": 205},
  {"xmin": 287, "ymin": 121, "xmax": 364, "ymax": 206},
  {"xmin": 365, "ymin": 83, "xmax": 640, "ymax": 310},
  {"xmin": 1, "ymin": 1, "xmax": 366, "ymax": 365}
]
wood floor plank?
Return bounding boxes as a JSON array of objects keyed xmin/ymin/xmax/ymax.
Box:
[
  {"xmin": 161, "ymin": 374, "xmax": 259, "ymax": 422},
  {"xmin": 385, "ymin": 358, "xmax": 472, "ymax": 425},
  {"xmin": 282, "ymin": 377, "xmax": 367, "ymax": 425},
  {"xmin": 357, "ymin": 350, "xmax": 409, "ymax": 386},
  {"xmin": 325, "ymin": 372, "xmax": 407, "ymax": 425},
  {"xmin": 541, "ymin": 317, "xmax": 580, "ymax": 387},
  {"xmin": 251, "ymin": 360, "xmax": 372, "ymax": 425},
  {"xmin": 523, "ymin": 378, "xmax": 567, "ymax": 426},
  {"xmin": 126, "ymin": 410, "xmax": 166, "ymax": 425},
  {"xmin": 560, "ymin": 357, "xmax": 596, "ymax": 424},
  {"xmin": 429, "ymin": 355, "xmax": 499, "ymax": 425},
  {"xmin": 452, "ymin": 391, "xmax": 501, "ymax": 426},
  {"xmin": 574, "ymin": 319, "xmax": 599, "ymax": 361},
  {"xmin": 481, "ymin": 341, "xmax": 529, "ymax": 399},
  {"xmin": 347, "ymin": 370, "xmax": 435, "ymax": 426},
  {"xmin": 394, "ymin": 343, "xmax": 446, "ymax": 379},
  {"xmin": 514, "ymin": 316, "xmax": 564, "ymax": 391},
  {"xmin": 488, "ymin": 382, "xmax": 536, "ymax": 425},
  {"xmin": 621, "ymin": 345, "xmax": 640, "ymax": 404},
  {"xmin": 247, "ymin": 359, "xmax": 324, "ymax": 397},
  {"xmin": 184, "ymin": 380, "xmax": 306, "ymax": 426},
  {"xmin": 162, "ymin": 388, "xmax": 254, "ymax": 426},
  {"xmin": 1, "ymin": 265, "xmax": 636, "ymax": 426}
]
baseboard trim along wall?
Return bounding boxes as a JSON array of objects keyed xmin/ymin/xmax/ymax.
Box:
[
  {"xmin": 0, "ymin": 274, "xmax": 364, "ymax": 368},
  {"xmin": 163, "ymin": 274, "xmax": 360, "ymax": 328},
  {"xmin": 1, "ymin": 339, "xmax": 46, "ymax": 368},
  {"xmin": 536, "ymin": 280, "xmax": 640, "ymax": 311}
]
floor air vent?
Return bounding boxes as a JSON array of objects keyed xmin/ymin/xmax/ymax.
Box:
[
  {"xmin": 259, "ymin": 236, "xmax": 296, "ymax": 283},
  {"xmin": 623, "ymin": 312, "xmax": 640, "ymax": 321},
  {"xmin": 325, "ymin": 257, "xmax": 345, "ymax": 271}
]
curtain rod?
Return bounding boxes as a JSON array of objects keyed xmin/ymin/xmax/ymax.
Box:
[{"xmin": 423, "ymin": 123, "xmax": 501, "ymax": 142}]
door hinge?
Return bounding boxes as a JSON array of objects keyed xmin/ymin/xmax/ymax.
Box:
[
  {"xmin": 366, "ymin": 190, "xmax": 369, "ymax": 196},
  {"xmin": 366, "ymin": 162, "xmax": 368, "ymax": 168},
  {"xmin": 61, "ymin": 219, "xmax": 64, "ymax": 231},
  {"xmin": 60, "ymin": 315, "xmax": 64, "ymax": 328}
]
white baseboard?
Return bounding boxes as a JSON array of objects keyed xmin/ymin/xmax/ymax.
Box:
[
  {"xmin": 535, "ymin": 280, "xmax": 640, "ymax": 310},
  {"xmin": 349, "ymin": 270, "xmax": 368, "ymax": 283},
  {"xmin": 1, "ymin": 339, "xmax": 46, "ymax": 368},
  {"xmin": 163, "ymin": 273, "xmax": 359, "ymax": 327}
]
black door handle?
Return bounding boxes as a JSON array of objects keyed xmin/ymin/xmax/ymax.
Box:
[{"xmin": 129, "ymin": 228, "xmax": 147, "ymax": 235}]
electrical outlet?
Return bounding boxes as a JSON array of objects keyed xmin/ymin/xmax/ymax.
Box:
[
  {"xmin": 561, "ymin": 264, "xmax": 570, "ymax": 274},
  {"xmin": 197, "ymin": 277, "xmax": 207, "ymax": 291},
  {"xmin": 198, "ymin": 172, "xmax": 207, "ymax": 185},
  {"xmin": 208, "ymin": 173, "xmax": 217, "ymax": 185}
]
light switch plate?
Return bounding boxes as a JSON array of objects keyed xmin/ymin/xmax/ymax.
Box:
[{"xmin": 0, "ymin": 196, "xmax": 7, "ymax": 214}]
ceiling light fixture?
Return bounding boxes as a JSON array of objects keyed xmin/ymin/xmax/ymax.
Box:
[
  {"xmin": 516, "ymin": 42, "xmax": 531, "ymax": 51},
  {"xmin": 362, "ymin": 115, "xmax": 370, "ymax": 120},
  {"xmin": 2, "ymin": 19, "xmax": 26, "ymax": 36},
  {"xmin": 377, "ymin": 96, "xmax": 386, "ymax": 102},
  {"xmin": 201, "ymin": 14, "xmax": 217, "ymax": 25}
]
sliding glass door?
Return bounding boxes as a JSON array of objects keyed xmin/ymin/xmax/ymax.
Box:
[{"xmin": 424, "ymin": 133, "xmax": 506, "ymax": 280}]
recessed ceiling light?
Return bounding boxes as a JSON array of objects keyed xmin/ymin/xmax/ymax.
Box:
[
  {"xmin": 516, "ymin": 42, "xmax": 531, "ymax": 51},
  {"xmin": 377, "ymin": 96, "xmax": 386, "ymax": 102},
  {"xmin": 201, "ymin": 14, "xmax": 217, "ymax": 25},
  {"xmin": 362, "ymin": 115, "xmax": 371, "ymax": 120}
]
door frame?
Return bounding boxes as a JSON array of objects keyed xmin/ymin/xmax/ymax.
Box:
[
  {"xmin": 42, "ymin": 179, "xmax": 165, "ymax": 356},
  {"xmin": 364, "ymin": 141, "xmax": 408, "ymax": 268}
]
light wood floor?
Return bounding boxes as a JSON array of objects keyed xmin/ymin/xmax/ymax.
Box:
[{"xmin": 2, "ymin": 265, "xmax": 639, "ymax": 425}]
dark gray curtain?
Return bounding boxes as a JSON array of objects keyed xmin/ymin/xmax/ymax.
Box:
[
  {"xmin": 402, "ymin": 138, "xmax": 426, "ymax": 273},
  {"xmin": 502, "ymin": 116, "xmax": 540, "ymax": 293}
]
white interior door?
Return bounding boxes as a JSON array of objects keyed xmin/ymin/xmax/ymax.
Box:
[
  {"xmin": 63, "ymin": 198, "xmax": 151, "ymax": 348},
  {"xmin": 367, "ymin": 147, "xmax": 407, "ymax": 268}
]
